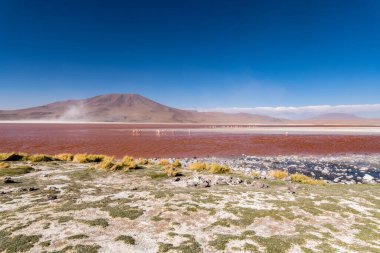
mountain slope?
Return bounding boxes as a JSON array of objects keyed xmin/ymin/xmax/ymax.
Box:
[{"xmin": 0, "ymin": 94, "xmax": 284, "ymax": 123}]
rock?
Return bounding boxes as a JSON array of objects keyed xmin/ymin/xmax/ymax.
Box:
[
  {"xmin": 18, "ymin": 188, "xmax": 28, "ymax": 192},
  {"xmin": 47, "ymin": 194, "xmax": 58, "ymax": 200},
  {"xmin": 253, "ymin": 182, "xmax": 269, "ymax": 189},
  {"xmin": 214, "ymin": 177, "xmax": 228, "ymax": 185},
  {"xmin": 131, "ymin": 187, "xmax": 138, "ymax": 191},
  {"xmin": 4, "ymin": 177, "xmax": 15, "ymax": 184},
  {"xmin": 363, "ymin": 174, "xmax": 374, "ymax": 184},
  {"xmin": 244, "ymin": 179, "xmax": 252, "ymax": 185},
  {"xmin": 322, "ymin": 167, "xmax": 330, "ymax": 175},
  {"xmin": 199, "ymin": 181, "xmax": 210, "ymax": 188},
  {"xmin": 186, "ymin": 181, "xmax": 198, "ymax": 187},
  {"xmin": 230, "ymin": 178, "xmax": 243, "ymax": 185},
  {"xmin": 28, "ymin": 187, "xmax": 39, "ymax": 191},
  {"xmin": 360, "ymin": 167, "xmax": 369, "ymax": 172}
]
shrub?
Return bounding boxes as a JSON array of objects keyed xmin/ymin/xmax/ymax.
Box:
[
  {"xmin": 120, "ymin": 156, "xmax": 138, "ymax": 170},
  {"xmin": 250, "ymin": 171, "xmax": 260, "ymax": 179},
  {"xmin": 121, "ymin": 156, "xmax": 134, "ymax": 165},
  {"xmin": 269, "ymin": 170, "xmax": 289, "ymax": 180},
  {"xmin": 136, "ymin": 158, "xmax": 149, "ymax": 166},
  {"xmin": 0, "ymin": 152, "xmax": 26, "ymax": 161},
  {"xmin": 27, "ymin": 154, "xmax": 54, "ymax": 162},
  {"xmin": 73, "ymin": 154, "xmax": 107, "ymax": 163},
  {"xmin": 189, "ymin": 162, "xmax": 230, "ymax": 174},
  {"xmin": 0, "ymin": 165, "xmax": 35, "ymax": 176},
  {"xmin": 158, "ymin": 159, "xmax": 170, "ymax": 166},
  {"xmin": 172, "ymin": 159, "xmax": 182, "ymax": 168},
  {"xmin": 97, "ymin": 156, "xmax": 116, "ymax": 170},
  {"xmin": 55, "ymin": 153, "xmax": 74, "ymax": 161},
  {"xmin": 189, "ymin": 162, "xmax": 208, "ymax": 172},
  {"xmin": 290, "ymin": 173, "xmax": 326, "ymax": 186},
  {"xmin": 208, "ymin": 163, "xmax": 231, "ymax": 174},
  {"xmin": 163, "ymin": 166, "xmax": 182, "ymax": 177},
  {"xmin": 115, "ymin": 235, "xmax": 136, "ymax": 245},
  {"xmin": 0, "ymin": 162, "xmax": 10, "ymax": 169}
]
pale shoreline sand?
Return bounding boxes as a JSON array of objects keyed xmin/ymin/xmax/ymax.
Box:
[{"xmin": 1, "ymin": 121, "xmax": 380, "ymax": 135}]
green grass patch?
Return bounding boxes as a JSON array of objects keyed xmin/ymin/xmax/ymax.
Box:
[
  {"xmin": 115, "ymin": 235, "xmax": 136, "ymax": 245},
  {"xmin": 0, "ymin": 165, "xmax": 34, "ymax": 176},
  {"xmin": 0, "ymin": 230, "xmax": 41, "ymax": 253},
  {"xmin": 80, "ymin": 218, "xmax": 109, "ymax": 228},
  {"xmin": 67, "ymin": 234, "xmax": 89, "ymax": 240},
  {"xmin": 158, "ymin": 235, "xmax": 202, "ymax": 253},
  {"xmin": 104, "ymin": 205, "xmax": 144, "ymax": 220}
]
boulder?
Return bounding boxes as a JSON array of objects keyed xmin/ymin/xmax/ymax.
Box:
[
  {"xmin": 363, "ymin": 174, "xmax": 374, "ymax": 184},
  {"xmin": 4, "ymin": 177, "xmax": 15, "ymax": 184}
]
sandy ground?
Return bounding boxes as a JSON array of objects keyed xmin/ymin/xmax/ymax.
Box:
[{"xmin": 1, "ymin": 160, "xmax": 379, "ymax": 253}]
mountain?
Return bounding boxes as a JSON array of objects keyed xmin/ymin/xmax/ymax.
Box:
[
  {"xmin": 300, "ymin": 113, "xmax": 368, "ymax": 124},
  {"xmin": 0, "ymin": 94, "xmax": 284, "ymax": 124},
  {"xmin": 309, "ymin": 113, "xmax": 363, "ymax": 121}
]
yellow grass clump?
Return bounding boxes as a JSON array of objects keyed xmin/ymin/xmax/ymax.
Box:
[
  {"xmin": 0, "ymin": 165, "xmax": 35, "ymax": 176},
  {"xmin": 121, "ymin": 156, "xmax": 134, "ymax": 164},
  {"xmin": 27, "ymin": 154, "xmax": 54, "ymax": 162},
  {"xmin": 136, "ymin": 158, "xmax": 149, "ymax": 166},
  {"xmin": 0, "ymin": 152, "xmax": 26, "ymax": 161},
  {"xmin": 120, "ymin": 156, "xmax": 138, "ymax": 170},
  {"xmin": 189, "ymin": 162, "xmax": 230, "ymax": 174},
  {"xmin": 73, "ymin": 154, "xmax": 107, "ymax": 163},
  {"xmin": 269, "ymin": 170, "xmax": 289, "ymax": 180},
  {"xmin": 163, "ymin": 166, "xmax": 182, "ymax": 177},
  {"xmin": 172, "ymin": 159, "xmax": 182, "ymax": 168},
  {"xmin": 208, "ymin": 163, "xmax": 231, "ymax": 174},
  {"xmin": 189, "ymin": 162, "xmax": 208, "ymax": 172},
  {"xmin": 250, "ymin": 171, "xmax": 260, "ymax": 179},
  {"xmin": 55, "ymin": 153, "xmax": 74, "ymax": 162},
  {"xmin": 158, "ymin": 159, "xmax": 170, "ymax": 166},
  {"xmin": 97, "ymin": 156, "xmax": 117, "ymax": 170},
  {"xmin": 0, "ymin": 162, "xmax": 10, "ymax": 169},
  {"xmin": 290, "ymin": 173, "xmax": 326, "ymax": 186}
]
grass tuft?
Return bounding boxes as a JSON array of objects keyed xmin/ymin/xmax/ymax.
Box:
[
  {"xmin": 73, "ymin": 154, "xmax": 108, "ymax": 163},
  {"xmin": 163, "ymin": 166, "xmax": 182, "ymax": 177},
  {"xmin": 290, "ymin": 173, "xmax": 326, "ymax": 185},
  {"xmin": 55, "ymin": 153, "xmax": 74, "ymax": 161},
  {"xmin": 189, "ymin": 162, "xmax": 230, "ymax": 174},
  {"xmin": 0, "ymin": 162, "xmax": 10, "ymax": 169},
  {"xmin": 115, "ymin": 235, "xmax": 136, "ymax": 245},
  {"xmin": 158, "ymin": 159, "xmax": 170, "ymax": 166},
  {"xmin": 27, "ymin": 154, "xmax": 54, "ymax": 162},
  {"xmin": 0, "ymin": 153, "xmax": 26, "ymax": 161},
  {"xmin": 67, "ymin": 234, "xmax": 89, "ymax": 240},
  {"xmin": 172, "ymin": 159, "xmax": 182, "ymax": 168},
  {"xmin": 0, "ymin": 165, "xmax": 35, "ymax": 177},
  {"xmin": 269, "ymin": 170, "xmax": 289, "ymax": 180}
]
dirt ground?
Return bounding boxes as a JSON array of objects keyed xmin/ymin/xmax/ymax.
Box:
[{"xmin": 0, "ymin": 161, "xmax": 379, "ymax": 253}]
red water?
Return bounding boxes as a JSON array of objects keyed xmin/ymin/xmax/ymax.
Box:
[{"xmin": 0, "ymin": 123, "xmax": 380, "ymax": 158}]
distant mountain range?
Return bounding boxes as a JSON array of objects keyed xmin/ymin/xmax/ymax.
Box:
[
  {"xmin": 0, "ymin": 94, "xmax": 378, "ymax": 124},
  {"xmin": 0, "ymin": 94, "xmax": 284, "ymax": 123}
]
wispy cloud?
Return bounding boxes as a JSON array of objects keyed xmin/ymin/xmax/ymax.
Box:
[{"xmin": 198, "ymin": 104, "xmax": 380, "ymax": 119}]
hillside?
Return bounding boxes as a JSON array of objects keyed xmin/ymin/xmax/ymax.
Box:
[{"xmin": 0, "ymin": 94, "xmax": 283, "ymax": 124}]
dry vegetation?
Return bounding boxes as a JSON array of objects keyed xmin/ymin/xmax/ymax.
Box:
[
  {"xmin": 269, "ymin": 170, "xmax": 289, "ymax": 179},
  {"xmin": 290, "ymin": 173, "xmax": 326, "ymax": 185},
  {"xmin": 0, "ymin": 154, "xmax": 378, "ymax": 253},
  {"xmin": 189, "ymin": 162, "xmax": 231, "ymax": 174}
]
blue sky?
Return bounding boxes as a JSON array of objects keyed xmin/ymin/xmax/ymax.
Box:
[{"xmin": 0, "ymin": 0, "xmax": 379, "ymax": 113}]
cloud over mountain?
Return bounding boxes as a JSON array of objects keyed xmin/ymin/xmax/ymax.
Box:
[{"xmin": 200, "ymin": 104, "xmax": 380, "ymax": 119}]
